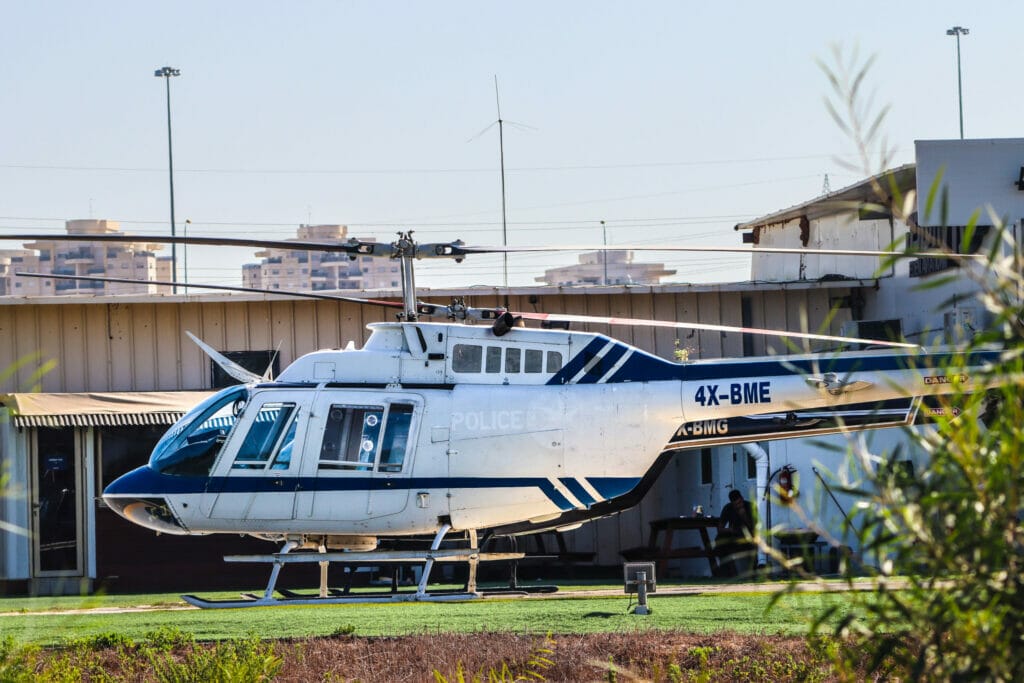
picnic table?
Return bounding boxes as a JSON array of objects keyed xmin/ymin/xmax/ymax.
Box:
[{"xmin": 621, "ymin": 516, "xmax": 721, "ymax": 577}]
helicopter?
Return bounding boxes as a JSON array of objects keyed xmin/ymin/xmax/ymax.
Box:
[{"xmin": 8, "ymin": 230, "xmax": 1003, "ymax": 607}]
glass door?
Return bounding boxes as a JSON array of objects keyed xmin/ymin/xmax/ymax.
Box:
[{"xmin": 32, "ymin": 428, "xmax": 83, "ymax": 576}]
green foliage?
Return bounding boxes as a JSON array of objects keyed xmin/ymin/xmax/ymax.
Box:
[
  {"xmin": 797, "ymin": 46, "xmax": 1024, "ymax": 682},
  {"xmin": 813, "ymin": 274, "xmax": 1024, "ymax": 679},
  {"xmin": 146, "ymin": 636, "xmax": 282, "ymax": 683},
  {"xmin": 0, "ymin": 636, "xmax": 39, "ymax": 682},
  {"xmin": 142, "ymin": 626, "xmax": 195, "ymax": 651},
  {"xmin": 432, "ymin": 634, "xmax": 554, "ymax": 682},
  {"xmin": 685, "ymin": 646, "xmax": 715, "ymax": 683},
  {"xmin": 65, "ymin": 631, "xmax": 135, "ymax": 652},
  {"xmin": 328, "ymin": 623, "xmax": 355, "ymax": 637}
]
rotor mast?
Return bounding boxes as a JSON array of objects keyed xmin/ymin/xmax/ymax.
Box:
[{"xmin": 393, "ymin": 231, "xmax": 420, "ymax": 321}]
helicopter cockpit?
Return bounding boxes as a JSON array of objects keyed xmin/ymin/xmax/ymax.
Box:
[{"xmin": 149, "ymin": 385, "xmax": 249, "ymax": 476}]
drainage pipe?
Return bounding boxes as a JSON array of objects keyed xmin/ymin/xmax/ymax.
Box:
[{"xmin": 742, "ymin": 442, "xmax": 770, "ymax": 567}]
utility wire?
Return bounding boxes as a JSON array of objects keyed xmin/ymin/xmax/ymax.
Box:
[{"xmin": 0, "ymin": 153, "xmax": 851, "ymax": 175}]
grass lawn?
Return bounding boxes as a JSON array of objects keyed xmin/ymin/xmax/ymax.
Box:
[{"xmin": 0, "ymin": 583, "xmax": 851, "ymax": 645}]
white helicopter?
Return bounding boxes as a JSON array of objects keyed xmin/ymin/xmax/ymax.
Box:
[{"xmin": 10, "ymin": 231, "xmax": 1001, "ymax": 608}]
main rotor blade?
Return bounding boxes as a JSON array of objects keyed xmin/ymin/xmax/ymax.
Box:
[
  {"xmin": 1, "ymin": 233, "xmax": 394, "ymax": 256},
  {"xmin": 514, "ymin": 311, "xmax": 920, "ymax": 349},
  {"xmin": 13, "ymin": 272, "xmax": 404, "ymax": 309},
  {"xmin": 435, "ymin": 243, "xmax": 979, "ymax": 261},
  {"xmin": 2, "ymin": 232, "xmax": 978, "ymax": 261}
]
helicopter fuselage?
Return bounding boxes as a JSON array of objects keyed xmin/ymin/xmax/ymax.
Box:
[{"xmin": 102, "ymin": 321, "xmax": 991, "ymax": 545}]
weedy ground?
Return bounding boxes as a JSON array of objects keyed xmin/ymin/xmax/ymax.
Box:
[{"xmin": 2, "ymin": 630, "xmax": 850, "ymax": 682}]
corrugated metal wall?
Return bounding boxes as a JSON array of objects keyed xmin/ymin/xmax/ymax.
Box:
[{"xmin": 0, "ymin": 288, "xmax": 855, "ymax": 393}]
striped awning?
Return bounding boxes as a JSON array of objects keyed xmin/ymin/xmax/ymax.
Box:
[{"xmin": 1, "ymin": 391, "xmax": 215, "ymax": 428}]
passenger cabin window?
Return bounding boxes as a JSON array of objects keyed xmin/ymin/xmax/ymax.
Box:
[
  {"xmin": 319, "ymin": 406, "xmax": 383, "ymax": 470},
  {"xmin": 485, "ymin": 347, "xmax": 502, "ymax": 373},
  {"xmin": 232, "ymin": 403, "xmax": 298, "ymax": 469},
  {"xmin": 318, "ymin": 403, "xmax": 415, "ymax": 472},
  {"xmin": 525, "ymin": 349, "xmax": 543, "ymax": 373},
  {"xmin": 547, "ymin": 351, "xmax": 563, "ymax": 372},
  {"xmin": 505, "ymin": 348, "xmax": 521, "ymax": 373},
  {"xmin": 452, "ymin": 344, "xmax": 482, "ymax": 373},
  {"xmin": 453, "ymin": 344, "xmax": 563, "ymax": 376},
  {"xmin": 378, "ymin": 404, "xmax": 414, "ymax": 472}
]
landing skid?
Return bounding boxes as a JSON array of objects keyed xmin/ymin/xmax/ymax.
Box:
[{"xmin": 183, "ymin": 525, "xmax": 530, "ymax": 609}]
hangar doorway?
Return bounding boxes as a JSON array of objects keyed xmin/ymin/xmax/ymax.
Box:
[{"xmin": 30, "ymin": 427, "xmax": 88, "ymax": 586}]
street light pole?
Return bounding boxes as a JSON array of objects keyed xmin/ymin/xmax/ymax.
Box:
[
  {"xmin": 946, "ymin": 26, "xmax": 969, "ymax": 140},
  {"xmin": 183, "ymin": 218, "xmax": 191, "ymax": 292},
  {"xmin": 154, "ymin": 66, "xmax": 181, "ymax": 292},
  {"xmin": 601, "ymin": 220, "xmax": 608, "ymax": 286}
]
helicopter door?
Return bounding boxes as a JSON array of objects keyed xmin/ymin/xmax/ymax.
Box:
[
  {"xmin": 366, "ymin": 400, "xmax": 418, "ymax": 517},
  {"xmin": 298, "ymin": 393, "xmax": 420, "ymax": 522},
  {"xmin": 206, "ymin": 392, "xmax": 309, "ymax": 521}
]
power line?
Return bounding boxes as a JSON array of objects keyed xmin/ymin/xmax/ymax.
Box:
[
  {"xmin": 0, "ymin": 215, "xmax": 754, "ymax": 233},
  {"xmin": 0, "ymin": 152, "xmax": 852, "ymax": 176}
]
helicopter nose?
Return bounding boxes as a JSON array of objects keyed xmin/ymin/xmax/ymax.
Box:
[{"xmin": 102, "ymin": 466, "xmax": 188, "ymax": 535}]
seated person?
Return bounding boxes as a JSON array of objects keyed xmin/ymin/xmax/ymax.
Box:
[{"xmin": 715, "ymin": 490, "xmax": 755, "ymax": 577}]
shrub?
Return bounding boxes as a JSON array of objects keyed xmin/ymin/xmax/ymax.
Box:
[
  {"xmin": 147, "ymin": 636, "xmax": 282, "ymax": 683},
  {"xmin": 786, "ymin": 45, "xmax": 1024, "ymax": 681},
  {"xmin": 0, "ymin": 636, "xmax": 39, "ymax": 683}
]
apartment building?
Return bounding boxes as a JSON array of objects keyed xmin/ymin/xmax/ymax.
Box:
[
  {"xmin": 2, "ymin": 220, "xmax": 165, "ymax": 296},
  {"xmin": 536, "ymin": 250, "xmax": 676, "ymax": 286},
  {"xmin": 242, "ymin": 224, "xmax": 401, "ymax": 292}
]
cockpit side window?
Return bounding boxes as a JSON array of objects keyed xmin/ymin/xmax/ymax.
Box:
[
  {"xmin": 232, "ymin": 402, "xmax": 297, "ymax": 469},
  {"xmin": 270, "ymin": 418, "xmax": 298, "ymax": 470},
  {"xmin": 319, "ymin": 405, "xmax": 384, "ymax": 470}
]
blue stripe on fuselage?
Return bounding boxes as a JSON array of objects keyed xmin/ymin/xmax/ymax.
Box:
[
  {"xmin": 559, "ymin": 477, "xmax": 597, "ymax": 508},
  {"xmin": 548, "ymin": 337, "xmax": 609, "ymax": 385},
  {"xmin": 577, "ymin": 343, "xmax": 629, "ymax": 384},
  {"xmin": 104, "ymin": 466, "xmax": 625, "ymax": 511},
  {"xmin": 600, "ymin": 347, "xmax": 996, "ymax": 385}
]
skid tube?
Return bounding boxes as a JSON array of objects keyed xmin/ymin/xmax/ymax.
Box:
[{"xmin": 182, "ymin": 526, "xmax": 528, "ymax": 609}]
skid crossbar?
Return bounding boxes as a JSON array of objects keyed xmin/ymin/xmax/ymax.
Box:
[{"xmin": 183, "ymin": 544, "xmax": 525, "ymax": 609}]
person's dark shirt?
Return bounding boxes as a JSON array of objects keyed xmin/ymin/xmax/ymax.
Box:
[{"xmin": 719, "ymin": 499, "xmax": 754, "ymax": 536}]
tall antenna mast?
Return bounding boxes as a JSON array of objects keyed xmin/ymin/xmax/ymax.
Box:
[{"xmin": 495, "ymin": 75, "xmax": 508, "ymax": 288}]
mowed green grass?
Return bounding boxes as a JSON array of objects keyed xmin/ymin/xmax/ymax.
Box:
[{"xmin": 0, "ymin": 586, "xmax": 850, "ymax": 645}]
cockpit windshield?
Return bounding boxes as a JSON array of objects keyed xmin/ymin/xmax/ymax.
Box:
[{"xmin": 150, "ymin": 385, "xmax": 249, "ymax": 476}]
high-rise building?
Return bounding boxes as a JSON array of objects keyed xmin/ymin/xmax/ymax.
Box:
[
  {"xmin": 242, "ymin": 224, "xmax": 401, "ymax": 292},
  {"xmin": 2, "ymin": 220, "xmax": 166, "ymax": 296},
  {"xmin": 536, "ymin": 250, "xmax": 676, "ymax": 286}
]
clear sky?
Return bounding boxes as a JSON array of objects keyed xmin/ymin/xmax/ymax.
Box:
[{"xmin": 1, "ymin": 2, "xmax": 1020, "ymax": 289}]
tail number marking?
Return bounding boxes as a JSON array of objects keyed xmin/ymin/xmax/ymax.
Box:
[{"xmin": 694, "ymin": 382, "xmax": 771, "ymax": 407}]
